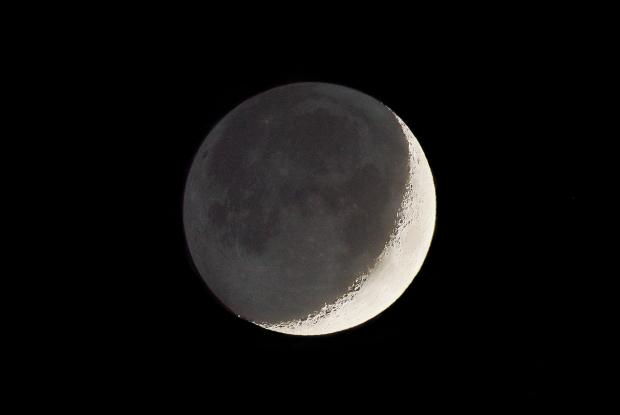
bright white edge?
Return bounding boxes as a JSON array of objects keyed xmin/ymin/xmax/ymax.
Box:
[{"xmin": 254, "ymin": 109, "xmax": 436, "ymax": 335}]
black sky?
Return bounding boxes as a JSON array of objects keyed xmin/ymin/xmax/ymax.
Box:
[{"xmin": 36, "ymin": 14, "xmax": 595, "ymax": 405}]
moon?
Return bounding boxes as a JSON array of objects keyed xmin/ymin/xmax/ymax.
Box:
[{"xmin": 183, "ymin": 82, "xmax": 435, "ymax": 335}]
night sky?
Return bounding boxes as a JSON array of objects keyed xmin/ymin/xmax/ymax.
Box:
[{"xmin": 41, "ymin": 15, "xmax": 593, "ymax": 405}]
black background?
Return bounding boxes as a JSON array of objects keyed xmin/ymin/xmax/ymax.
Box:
[{"xmin": 48, "ymin": 13, "xmax": 593, "ymax": 405}]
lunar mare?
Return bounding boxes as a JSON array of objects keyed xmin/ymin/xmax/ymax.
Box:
[{"xmin": 183, "ymin": 83, "xmax": 435, "ymax": 335}]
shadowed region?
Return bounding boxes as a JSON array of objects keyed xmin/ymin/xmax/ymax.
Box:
[{"xmin": 184, "ymin": 83, "xmax": 409, "ymax": 324}]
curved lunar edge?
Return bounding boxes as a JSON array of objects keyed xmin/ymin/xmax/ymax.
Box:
[{"xmin": 184, "ymin": 83, "xmax": 436, "ymax": 336}]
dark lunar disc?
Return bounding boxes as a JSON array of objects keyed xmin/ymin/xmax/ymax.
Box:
[{"xmin": 183, "ymin": 83, "xmax": 411, "ymax": 327}]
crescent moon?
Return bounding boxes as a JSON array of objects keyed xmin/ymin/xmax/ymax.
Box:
[
  {"xmin": 257, "ymin": 110, "xmax": 436, "ymax": 335},
  {"xmin": 184, "ymin": 83, "xmax": 436, "ymax": 335}
]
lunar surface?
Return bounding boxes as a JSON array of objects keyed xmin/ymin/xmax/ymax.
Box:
[{"xmin": 183, "ymin": 82, "xmax": 435, "ymax": 335}]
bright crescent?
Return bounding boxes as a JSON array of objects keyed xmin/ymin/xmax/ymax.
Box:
[{"xmin": 257, "ymin": 109, "xmax": 436, "ymax": 335}]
